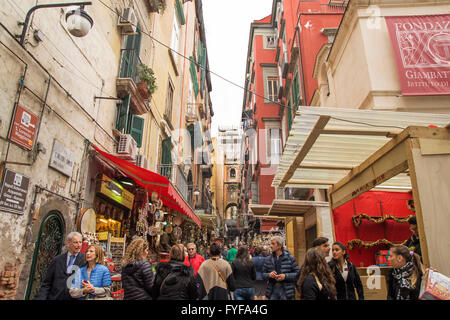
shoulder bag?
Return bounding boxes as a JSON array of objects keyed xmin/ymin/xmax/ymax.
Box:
[{"xmin": 210, "ymin": 259, "xmax": 232, "ymax": 299}]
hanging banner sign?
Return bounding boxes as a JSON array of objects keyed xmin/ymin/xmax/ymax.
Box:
[
  {"xmin": 385, "ymin": 14, "xmax": 450, "ymax": 96},
  {"xmin": 9, "ymin": 104, "xmax": 38, "ymax": 150}
]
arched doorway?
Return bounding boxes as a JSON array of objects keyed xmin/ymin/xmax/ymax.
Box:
[{"xmin": 25, "ymin": 211, "xmax": 65, "ymax": 300}]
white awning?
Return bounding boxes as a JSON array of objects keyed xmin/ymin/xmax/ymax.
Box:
[{"xmin": 273, "ymin": 107, "xmax": 450, "ymax": 189}]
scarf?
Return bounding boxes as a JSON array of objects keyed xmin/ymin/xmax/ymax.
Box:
[{"xmin": 391, "ymin": 261, "xmax": 414, "ymax": 300}]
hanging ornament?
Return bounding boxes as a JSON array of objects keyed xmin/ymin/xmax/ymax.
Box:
[
  {"xmin": 347, "ymin": 238, "xmax": 406, "ymax": 250},
  {"xmin": 352, "ymin": 214, "xmax": 414, "ymax": 228}
]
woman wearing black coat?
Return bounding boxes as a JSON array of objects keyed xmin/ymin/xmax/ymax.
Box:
[
  {"xmin": 297, "ymin": 247, "xmax": 337, "ymax": 300},
  {"xmin": 151, "ymin": 244, "xmax": 198, "ymax": 300},
  {"xmin": 121, "ymin": 238, "xmax": 154, "ymax": 300},
  {"xmin": 328, "ymin": 242, "xmax": 364, "ymax": 300}
]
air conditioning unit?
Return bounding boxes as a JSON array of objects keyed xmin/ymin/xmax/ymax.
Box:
[
  {"xmin": 117, "ymin": 134, "xmax": 137, "ymax": 160},
  {"xmin": 118, "ymin": 7, "xmax": 137, "ymax": 34},
  {"xmin": 135, "ymin": 154, "xmax": 149, "ymax": 170}
]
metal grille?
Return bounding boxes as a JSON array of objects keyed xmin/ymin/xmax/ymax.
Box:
[{"xmin": 25, "ymin": 212, "xmax": 65, "ymax": 300}]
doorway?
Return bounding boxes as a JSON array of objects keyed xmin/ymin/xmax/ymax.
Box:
[{"xmin": 24, "ymin": 211, "xmax": 65, "ymax": 300}]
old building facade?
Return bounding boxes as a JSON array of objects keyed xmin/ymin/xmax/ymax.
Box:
[{"xmin": 0, "ymin": 0, "xmax": 214, "ymax": 300}]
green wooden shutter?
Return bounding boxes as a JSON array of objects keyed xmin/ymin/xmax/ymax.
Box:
[
  {"xmin": 189, "ymin": 57, "xmax": 199, "ymax": 97},
  {"xmin": 287, "ymin": 100, "xmax": 292, "ymax": 132},
  {"xmin": 160, "ymin": 137, "xmax": 172, "ymax": 179},
  {"xmin": 197, "ymin": 41, "xmax": 203, "ymax": 65},
  {"xmin": 128, "ymin": 114, "xmax": 144, "ymax": 148},
  {"xmin": 161, "ymin": 138, "xmax": 172, "ymax": 164},
  {"xmin": 293, "ymin": 72, "xmax": 300, "ymax": 112},
  {"xmin": 175, "ymin": 0, "xmax": 186, "ymax": 25},
  {"xmin": 120, "ymin": 27, "xmax": 142, "ymax": 80},
  {"xmin": 187, "ymin": 125, "xmax": 195, "ymax": 151},
  {"xmin": 116, "ymin": 94, "xmax": 130, "ymax": 133},
  {"xmin": 200, "ymin": 47, "xmax": 206, "ymax": 94}
]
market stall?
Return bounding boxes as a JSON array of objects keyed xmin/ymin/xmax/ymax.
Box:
[
  {"xmin": 271, "ymin": 107, "xmax": 450, "ymax": 299},
  {"xmin": 251, "ymin": 200, "xmax": 331, "ymax": 267},
  {"xmin": 80, "ymin": 145, "xmax": 202, "ymax": 295}
]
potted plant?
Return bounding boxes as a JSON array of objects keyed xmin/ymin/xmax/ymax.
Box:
[{"xmin": 137, "ymin": 63, "xmax": 157, "ymax": 99}]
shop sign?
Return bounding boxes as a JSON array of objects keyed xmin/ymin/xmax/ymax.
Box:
[
  {"xmin": 0, "ymin": 169, "xmax": 30, "ymax": 215},
  {"xmin": 385, "ymin": 14, "xmax": 450, "ymax": 96},
  {"xmin": 9, "ymin": 104, "xmax": 38, "ymax": 150},
  {"xmin": 97, "ymin": 174, "xmax": 134, "ymax": 210},
  {"xmin": 49, "ymin": 140, "xmax": 75, "ymax": 177}
]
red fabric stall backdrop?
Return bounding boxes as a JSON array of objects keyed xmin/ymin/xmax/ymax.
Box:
[{"xmin": 332, "ymin": 191, "xmax": 414, "ymax": 267}]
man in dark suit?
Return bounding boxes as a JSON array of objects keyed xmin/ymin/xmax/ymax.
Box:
[{"xmin": 34, "ymin": 232, "xmax": 85, "ymax": 300}]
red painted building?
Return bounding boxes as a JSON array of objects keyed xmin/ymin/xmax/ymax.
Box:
[{"xmin": 240, "ymin": 0, "xmax": 348, "ymax": 232}]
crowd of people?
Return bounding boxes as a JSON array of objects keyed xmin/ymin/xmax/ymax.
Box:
[{"xmin": 33, "ymin": 216, "xmax": 428, "ymax": 300}]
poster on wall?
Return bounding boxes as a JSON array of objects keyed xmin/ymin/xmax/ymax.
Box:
[
  {"xmin": 385, "ymin": 14, "xmax": 450, "ymax": 96},
  {"xmin": 9, "ymin": 104, "xmax": 38, "ymax": 150},
  {"xmin": 0, "ymin": 169, "xmax": 30, "ymax": 215}
]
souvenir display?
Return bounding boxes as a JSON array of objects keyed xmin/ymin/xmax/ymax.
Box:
[
  {"xmin": 173, "ymin": 215, "xmax": 183, "ymax": 226},
  {"xmin": 173, "ymin": 226, "xmax": 182, "ymax": 239}
]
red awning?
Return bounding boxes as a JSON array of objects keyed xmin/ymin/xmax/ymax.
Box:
[{"xmin": 93, "ymin": 145, "xmax": 201, "ymax": 227}]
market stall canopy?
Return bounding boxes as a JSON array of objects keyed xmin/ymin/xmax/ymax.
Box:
[
  {"xmin": 267, "ymin": 200, "xmax": 329, "ymax": 217},
  {"xmin": 249, "ymin": 204, "xmax": 271, "ymax": 216},
  {"xmin": 272, "ymin": 107, "xmax": 450, "ymax": 190},
  {"xmin": 93, "ymin": 145, "xmax": 201, "ymax": 227},
  {"xmin": 253, "ymin": 215, "xmax": 286, "ymax": 220}
]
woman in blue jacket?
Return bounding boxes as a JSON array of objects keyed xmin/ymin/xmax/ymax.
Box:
[{"xmin": 70, "ymin": 244, "xmax": 112, "ymax": 300}]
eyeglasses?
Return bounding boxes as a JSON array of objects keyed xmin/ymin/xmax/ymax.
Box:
[{"xmin": 188, "ymin": 248, "xmax": 195, "ymax": 251}]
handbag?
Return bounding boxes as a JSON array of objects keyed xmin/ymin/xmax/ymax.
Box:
[{"xmin": 92, "ymin": 286, "xmax": 113, "ymax": 300}]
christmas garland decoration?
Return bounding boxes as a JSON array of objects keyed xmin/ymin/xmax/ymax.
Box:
[
  {"xmin": 347, "ymin": 238, "xmax": 406, "ymax": 250},
  {"xmin": 352, "ymin": 214, "xmax": 414, "ymax": 228}
]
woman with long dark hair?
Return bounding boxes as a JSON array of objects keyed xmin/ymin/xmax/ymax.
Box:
[
  {"xmin": 297, "ymin": 247, "xmax": 337, "ymax": 300},
  {"xmin": 231, "ymin": 245, "xmax": 256, "ymax": 300},
  {"xmin": 387, "ymin": 245, "xmax": 424, "ymax": 300},
  {"xmin": 328, "ymin": 242, "xmax": 364, "ymax": 300}
]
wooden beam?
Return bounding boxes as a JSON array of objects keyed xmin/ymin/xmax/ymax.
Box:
[
  {"xmin": 330, "ymin": 138, "xmax": 410, "ymax": 210},
  {"xmin": 287, "ymin": 180, "xmax": 336, "ymax": 185},
  {"xmin": 298, "ymin": 163, "xmax": 353, "ymax": 170},
  {"xmin": 279, "ymin": 115, "xmax": 330, "ymax": 188},
  {"xmin": 419, "ymin": 138, "xmax": 450, "ymax": 155},
  {"xmin": 405, "ymin": 138, "xmax": 430, "ymax": 270},
  {"xmin": 320, "ymin": 128, "xmax": 399, "ymax": 137}
]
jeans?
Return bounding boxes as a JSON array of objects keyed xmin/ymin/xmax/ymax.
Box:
[
  {"xmin": 234, "ymin": 288, "xmax": 255, "ymax": 300},
  {"xmin": 270, "ymin": 283, "xmax": 293, "ymax": 300}
]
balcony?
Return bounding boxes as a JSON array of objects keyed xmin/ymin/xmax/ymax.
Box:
[
  {"xmin": 158, "ymin": 164, "xmax": 173, "ymax": 181},
  {"xmin": 145, "ymin": 0, "xmax": 165, "ymax": 13},
  {"xmin": 116, "ymin": 49, "xmax": 150, "ymax": 115},
  {"xmin": 158, "ymin": 164, "xmax": 193, "ymax": 207},
  {"xmin": 185, "ymin": 105, "xmax": 197, "ymax": 124}
]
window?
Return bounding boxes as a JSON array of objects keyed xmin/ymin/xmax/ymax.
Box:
[
  {"xmin": 170, "ymin": 12, "xmax": 180, "ymax": 64},
  {"xmin": 266, "ymin": 35, "xmax": 276, "ymax": 48},
  {"xmin": 120, "ymin": 27, "xmax": 142, "ymax": 81},
  {"xmin": 116, "ymin": 94, "xmax": 144, "ymax": 148},
  {"xmin": 165, "ymin": 79, "xmax": 174, "ymax": 123},
  {"xmin": 264, "ymin": 119, "xmax": 282, "ymax": 165},
  {"xmin": 268, "ymin": 128, "xmax": 281, "ymax": 164},
  {"xmin": 267, "ymin": 77, "xmax": 278, "ymax": 102},
  {"xmin": 230, "ymin": 168, "xmax": 236, "ymax": 178}
]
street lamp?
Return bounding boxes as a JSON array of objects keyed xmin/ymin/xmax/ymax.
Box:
[{"xmin": 17, "ymin": 2, "xmax": 93, "ymax": 46}]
